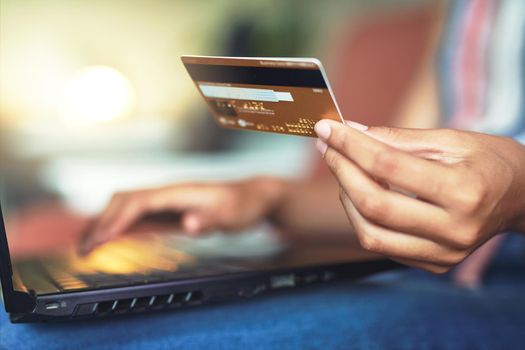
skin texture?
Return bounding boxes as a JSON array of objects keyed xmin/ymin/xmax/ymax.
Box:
[
  {"xmin": 314, "ymin": 119, "xmax": 525, "ymax": 273},
  {"xmin": 79, "ymin": 6, "xmax": 524, "ymax": 277},
  {"xmin": 79, "ymin": 177, "xmax": 353, "ymax": 255},
  {"xmin": 80, "ymin": 122, "xmax": 525, "ymax": 275},
  {"xmin": 80, "ymin": 178, "xmax": 283, "ymax": 255}
]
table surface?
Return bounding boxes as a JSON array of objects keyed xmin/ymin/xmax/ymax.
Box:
[{"xmin": 2, "ymin": 265, "xmax": 525, "ymax": 350}]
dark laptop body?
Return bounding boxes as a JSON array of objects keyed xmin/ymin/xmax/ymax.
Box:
[{"xmin": 0, "ymin": 202, "xmax": 400, "ymax": 323}]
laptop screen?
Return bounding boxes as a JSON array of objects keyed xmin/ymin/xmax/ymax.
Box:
[{"xmin": 0, "ymin": 62, "xmax": 380, "ymax": 295}]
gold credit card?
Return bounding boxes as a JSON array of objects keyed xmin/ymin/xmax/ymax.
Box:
[{"xmin": 181, "ymin": 56, "xmax": 344, "ymax": 137}]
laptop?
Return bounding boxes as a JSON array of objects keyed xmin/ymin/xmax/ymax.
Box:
[{"xmin": 0, "ymin": 57, "xmax": 401, "ymax": 323}]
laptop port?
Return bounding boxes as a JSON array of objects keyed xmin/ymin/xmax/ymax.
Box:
[
  {"xmin": 133, "ymin": 297, "xmax": 151, "ymax": 310},
  {"xmin": 114, "ymin": 298, "xmax": 133, "ymax": 312},
  {"xmin": 75, "ymin": 303, "xmax": 97, "ymax": 316},
  {"xmin": 187, "ymin": 291, "xmax": 204, "ymax": 304},
  {"xmin": 170, "ymin": 291, "xmax": 203, "ymax": 305},
  {"xmin": 45, "ymin": 302, "xmax": 61, "ymax": 310},
  {"xmin": 96, "ymin": 301, "xmax": 115, "ymax": 314},
  {"xmin": 171, "ymin": 292, "xmax": 189, "ymax": 304},
  {"xmin": 271, "ymin": 274, "xmax": 296, "ymax": 289},
  {"xmin": 152, "ymin": 294, "xmax": 171, "ymax": 308}
]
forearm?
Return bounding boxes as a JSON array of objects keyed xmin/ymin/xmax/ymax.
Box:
[
  {"xmin": 505, "ymin": 139, "xmax": 525, "ymax": 234},
  {"xmin": 510, "ymin": 185, "xmax": 525, "ymax": 233},
  {"xmin": 511, "ymin": 159, "xmax": 525, "ymax": 234}
]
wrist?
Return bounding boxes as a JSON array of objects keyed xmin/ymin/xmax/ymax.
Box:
[
  {"xmin": 513, "ymin": 193, "xmax": 525, "ymax": 233},
  {"xmin": 247, "ymin": 176, "xmax": 287, "ymax": 212},
  {"xmin": 516, "ymin": 220, "xmax": 525, "ymax": 233},
  {"xmin": 509, "ymin": 141, "xmax": 525, "ymax": 233},
  {"xmin": 512, "ymin": 207, "xmax": 525, "ymax": 233},
  {"xmin": 246, "ymin": 176, "xmax": 289, "ymax": 224},
  {"xmin": 254, "ymin": 176, "xmax": 286, "ymax": 206}
]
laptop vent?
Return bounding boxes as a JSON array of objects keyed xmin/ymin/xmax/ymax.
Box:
[{"xmin": 84, "ymin": 290, "xmax": 204, "ymax": 317}]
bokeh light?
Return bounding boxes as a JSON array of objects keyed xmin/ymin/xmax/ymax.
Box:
[{"xmin": 57, "ymin": 66, "xmax": 134, "ymax": 124}]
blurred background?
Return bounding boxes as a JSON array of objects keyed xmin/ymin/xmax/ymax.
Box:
[
  {"xmin": 0, "ymin": 0, "xmax": 433, "ymax": 258},
  {"xmin": 2, "ymin": 3, "xmax": 525, "ymax": 339}
]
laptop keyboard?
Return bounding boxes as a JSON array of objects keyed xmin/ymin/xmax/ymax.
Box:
[
  {"xmin": 42, "ymin": 260, "xmax": 248, "ymax": 292},
  {"xmin": 36, "ymin": 234, "xmax": 250, "ymax": 292},
  {"xmin": 40, "ymin": 260, "xmax": 247, "ymax": 292}
]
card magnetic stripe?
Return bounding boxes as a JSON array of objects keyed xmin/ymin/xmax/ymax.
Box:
[{"xmin": 184, "ymin": 64, "xmax": 327, "ymax": 88}]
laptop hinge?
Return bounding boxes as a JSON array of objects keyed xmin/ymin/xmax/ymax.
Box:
[
  {"xmin": 2, "ymin": 289, "xmax": 36, "ymax": 313},
  {"xmin": 0, "ymin": 203, "xmax": 37, "ymax": 313}
]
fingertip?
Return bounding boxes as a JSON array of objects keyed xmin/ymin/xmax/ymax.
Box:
[
  {"xmin": 82, "ymin": 235, "xmax": 112, "ymax": 255},
  {"xmin": 182, "ymin": 214, "xmax": 201, "ymax": 235},
  {"xmin": 78, "ymin": 229, "xmax": 109, "ymax": 257},
  {"xmin": 78, "ymin": 240, "xmax": 93, "ymax": 257},
  {"xmin": 314, "ymin": 120, "xmax": 332, "ymax": 140},
  {"xmin": 77, "ymin": 246, "xmax": 87, "ymax": 257},
  {"xmin": 78, "ymin": 232, "xmax": 92, "ymax": 257}
]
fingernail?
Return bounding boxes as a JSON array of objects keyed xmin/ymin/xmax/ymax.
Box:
[
  {"xmin": 345, "ymin": 120, "xmax": 369, "ymax": 131},
  {"xmin": 314, "ymin": 120, "xmax": 331, "ymax": 140},
  {"xmin": 315, "ymin": 138, "xmax": 328, "ymax": 156},
  {"xmin": 184, "ymin": 215, "xmax": 201, "ymax": 234}
]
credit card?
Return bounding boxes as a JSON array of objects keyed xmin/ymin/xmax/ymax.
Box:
[{"xmin": 181, "ymin": 56, "xmax": 344, "ymax": 137}]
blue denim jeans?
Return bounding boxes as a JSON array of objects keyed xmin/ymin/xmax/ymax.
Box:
[{"xmin": 1, "ymin": 235, "xmax": 524, "ymax": 350}]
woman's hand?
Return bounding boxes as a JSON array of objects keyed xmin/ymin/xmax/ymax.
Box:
[
  {"xmin": 314, "ymin": 119, "xmax": 525, "ymax": 273},
  {"xmin": 80, "ymin": 177, "xmax": 284, "ymax": 255}
]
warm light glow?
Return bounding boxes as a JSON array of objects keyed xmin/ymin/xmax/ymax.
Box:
[{"xmin": 58, "ymin": 66, "xmax": 134, "ymax": 124}]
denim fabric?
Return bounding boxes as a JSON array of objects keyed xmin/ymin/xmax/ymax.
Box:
[{"xmin": 1, "ymin": 235, "xmax": 524, "ymax": 350}]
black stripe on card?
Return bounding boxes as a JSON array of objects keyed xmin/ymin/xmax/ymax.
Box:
[{"xmin": 184, "ymin": 64, "xmax": 327, "ymax": 88}]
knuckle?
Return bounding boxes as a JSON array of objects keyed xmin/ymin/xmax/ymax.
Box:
[
  {"xmin": 452, "ymin": 224, "xmax": 481, "ymax": 249},
  {"xmin": 455, "ymin": 175, "xmax": 488, "ymax": 214},
  {"xmin": 358, "ymin": 232, "xmax": 381, "ymax": 253},
  {"xmin": 370, "ymin": 149, "xmax": 398, "ymax": 175},
  {"xmin": 428, "ymin": 177, "xmax": 448, "ymax": 199},
  {"xmin": 356, "ymin": 196, "xmax": 386, "ymax": 220}
]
